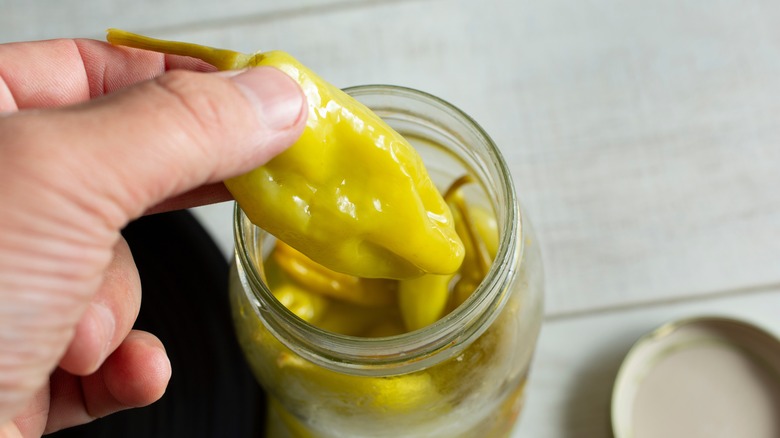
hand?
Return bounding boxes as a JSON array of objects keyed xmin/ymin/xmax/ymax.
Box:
[{"xmin": 0, "ymin": 38, "xmax": 306, "ymax": 437}]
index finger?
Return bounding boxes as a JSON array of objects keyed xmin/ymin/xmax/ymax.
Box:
[{"xmin": 0, "ymin": 37, "xmax": 216, "ymax": 112}]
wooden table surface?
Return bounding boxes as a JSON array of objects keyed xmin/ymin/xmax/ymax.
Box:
[{"xmin": 4, "ymin": 1, "xmax": 780, "ymax": 436}]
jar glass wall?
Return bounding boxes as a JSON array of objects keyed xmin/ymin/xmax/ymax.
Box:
[{"xmin": 229, "ymin": 85, "xmax": 544, "ymax": 438}]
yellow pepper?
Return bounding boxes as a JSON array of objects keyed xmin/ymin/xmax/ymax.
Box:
[
  {"xmin": 398, "ymin": 273, "xmax": 453, "ymax": 332},
  {"xmin": 271, "ymin": 240, "xmax": 397, "ymax": 307},
  {"xmin": 106, "ymin": 29, "xmax": 464, "ymax": 279},
  {"xmin": 259, "ymin": 175, "xmax": 498, "ymax": 336}
]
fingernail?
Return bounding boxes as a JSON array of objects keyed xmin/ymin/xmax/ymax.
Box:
[
  {"xmin": 230, "ymin": 67, "xmax": 306, "ymax": 131},
  {"xmin": 93, "ymin": 302, "xmax": 116, "ymax": 361}
]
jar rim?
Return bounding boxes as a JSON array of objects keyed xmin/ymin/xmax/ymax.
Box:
[{"xmin": 233, "ymin": 84, "xmax": 522, "ymax": 375}]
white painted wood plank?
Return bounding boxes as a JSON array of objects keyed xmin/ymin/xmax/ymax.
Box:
[
  {"xmin": 512, "ymin": 289, "xmax": 780, "ymax": 438},
  {"xmin": 0, "ymin": 0, "xmax": 379, "ymax": 43},
  {"xmin": 173, "ymin": 0, "xmax": 780, "ymax": 315},
  {"xmin": 190, "ymin": 203, "xmax": 236, "ymax": 260}
]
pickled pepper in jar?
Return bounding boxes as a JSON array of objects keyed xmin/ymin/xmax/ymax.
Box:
[
  {"xmin": 265, "ymin": 175, "xmax": 498, "ymax": 336},
  {"xmin": 106, "ymin": 29, "xmax": 464, "ymax": 280}
]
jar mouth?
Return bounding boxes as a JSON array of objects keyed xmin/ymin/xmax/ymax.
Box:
[{"xmin": 233, "ymin": 85, "xmax": 522, "ymax": 376}]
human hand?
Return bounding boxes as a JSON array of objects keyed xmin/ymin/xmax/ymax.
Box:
[{"xmin": 0, "ymin": 38, "xmax": 306, "ymax": 437}]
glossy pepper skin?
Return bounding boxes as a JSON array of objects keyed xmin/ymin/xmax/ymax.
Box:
[{"xmin": 107, "ymin": 29, "xmax": 464, "ymax": 279}]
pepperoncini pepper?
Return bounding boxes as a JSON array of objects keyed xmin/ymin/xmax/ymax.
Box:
[
  {"xmin": 106, "ymin": 29, "xmax": 464, "ymax": 279},
  {"xmin": 264, "ymin": 175, "xmax": 497, "ymax": 336}
]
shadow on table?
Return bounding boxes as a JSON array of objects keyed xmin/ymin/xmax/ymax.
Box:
[{"xmin": 560, "ymin": 340, "xmax": 633, "ymax": 438}]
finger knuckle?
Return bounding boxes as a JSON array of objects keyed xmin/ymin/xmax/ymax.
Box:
[{"xmin": 152, "ymin": 71, "xmax": 237, "ymax": 148}]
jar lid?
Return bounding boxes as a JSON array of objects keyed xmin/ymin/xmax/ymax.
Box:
[{"xmin": 611, "ymin": 316, "xmax": 780, "ymax": 438}]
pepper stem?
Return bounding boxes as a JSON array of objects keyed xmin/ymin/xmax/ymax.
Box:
[
  {"xmin": 106, "ymin": 28, "xmax": 254, "ymax": 71},
  {"xmin": 444, "ymin": 175, "xmax": 492, "ymax": 277}
]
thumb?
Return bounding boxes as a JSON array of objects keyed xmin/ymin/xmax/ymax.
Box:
[
  {"xmin": 4, "ymin": 66, "xmax": 307, "ymax": 229},
  {"xmin": 0, "ymin": 66, "xmax": 305, "ymax": 423}
]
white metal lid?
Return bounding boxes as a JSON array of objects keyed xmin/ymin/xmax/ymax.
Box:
[{"xmin": 611, "ymin": 316, "xmax": 780, "ymax": 438}]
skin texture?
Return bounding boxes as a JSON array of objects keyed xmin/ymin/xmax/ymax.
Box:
[{"xmin": 0, "ymin": 38, "xmax": 307, "ymax": 437}]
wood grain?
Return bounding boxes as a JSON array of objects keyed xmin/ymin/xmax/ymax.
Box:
[
  {"xmin": 172, "ymin": 0, "xmax": 780, "ymax": 316},
  {"xmin": 0, "ymin": 0, "xmax": 379, "ymax": 42}
]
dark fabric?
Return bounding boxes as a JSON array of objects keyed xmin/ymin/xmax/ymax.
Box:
[{"xmin": 49, "ymin": 210, "xmax": 266, "ymax": 437}]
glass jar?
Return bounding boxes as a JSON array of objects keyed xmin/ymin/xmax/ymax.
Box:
[{"xmin": 229, "ymin": 85, "xmax": 544, "ymax": 438}]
